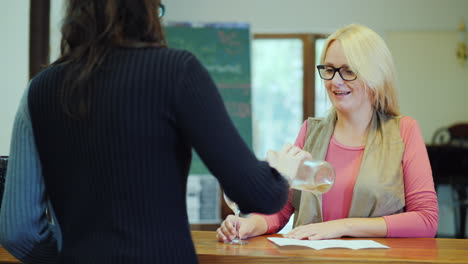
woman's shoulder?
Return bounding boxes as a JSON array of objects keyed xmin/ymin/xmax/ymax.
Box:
[
  {"xmin": 306, "ymin": 112, "xmax": 336, "ymax": 129},
  {"xmin": 114, "ymin": 46, "xmax": 200, "ymax": 66},
  {"xmin": 307, "ymin": 116, "xmax": 327, "ymax": 122},
  {"xmin": 29, "ymin": 64, "xmax": 65, "ymax": 89},
  {"xmin": 307, "ymin": 111, "xmax": 335, "ymax": 124},
  {"xmin": 380, "ymin": 114, "xmax": 417, "ymax": 132},
  {"xmin": 399, "ymin": 115, "xmax": 418, "ymax": 130},
  {"xmin": 157, "ymin": 47, "xmax": 199, "ymax": 63},
  {"xmin": 305, "ymin": 117, "xmax": 328, "ymax": 133},
  {"xmin": 398, "ymin": 115, "xmax": 423, "ymax": 143}
]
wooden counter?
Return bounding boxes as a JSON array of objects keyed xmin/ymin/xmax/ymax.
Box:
[
  {"xmin": 192, "ymin": 231, "xmax": 468, "ymax": 264},
  {"xmin": 2, "ymin": 231, "xmax": 468, "ymax": 263}
]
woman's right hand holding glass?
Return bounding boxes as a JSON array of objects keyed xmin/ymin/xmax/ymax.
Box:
[{"xmin": 216, "ymin": 215, "xmax": 267, "ymax": 243}]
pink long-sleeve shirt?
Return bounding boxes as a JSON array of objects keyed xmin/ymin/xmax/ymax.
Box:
[{"xmin": 262, "ymin": 116, "xmax": 439, "ymax": 237}]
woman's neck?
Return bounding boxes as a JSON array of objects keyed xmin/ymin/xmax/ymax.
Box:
[{"xmin": 334, "ymin": 108, "xmax": 373, "ymax": 147}]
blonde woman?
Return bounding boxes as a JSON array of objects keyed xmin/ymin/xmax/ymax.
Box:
[{"xmin": 217, "ymin": 24, "xmax": 438, "ymax": 241}]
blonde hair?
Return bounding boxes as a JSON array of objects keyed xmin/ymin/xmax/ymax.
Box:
[{"xmin": 320, "ymin": 24, "xmax": 400, "ymax": 116}]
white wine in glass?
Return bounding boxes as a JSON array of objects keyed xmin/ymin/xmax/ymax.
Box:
[
  {"xmin": 290, "ymin": 159, "xmax": 335, "ymax": 193},
  {"xmin": 223, "ymin": 193, "xmax": 249, "ymax": 245}
]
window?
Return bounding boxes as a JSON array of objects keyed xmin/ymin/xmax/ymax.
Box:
[{"xmin": 252, "ymin": 34, "xmax": 328, "ymax": 158}]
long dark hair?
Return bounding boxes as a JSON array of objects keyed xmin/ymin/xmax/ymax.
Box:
[{"xmin": 52, "ymin": 0, "xmax": 167, "ymax": 118}]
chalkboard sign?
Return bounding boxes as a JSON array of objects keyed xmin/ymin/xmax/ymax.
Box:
[{"xmin": 165, "ymin": 24, "xmax": 252, "ymax": 175}]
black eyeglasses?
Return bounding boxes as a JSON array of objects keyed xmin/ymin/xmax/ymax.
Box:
[
  {"xmin": 158, "ymin": 4, "xmax": 165, "ymax": 17},
  {"xmin": 317, "ymin": 65, "xmax": 357, "ymax": 81}
]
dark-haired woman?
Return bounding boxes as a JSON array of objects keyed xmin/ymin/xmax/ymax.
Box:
[{"xmin": 0, "ymin": 1, "xmax": 292, "ymax": 263}]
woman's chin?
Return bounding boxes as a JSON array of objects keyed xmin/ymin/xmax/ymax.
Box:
[{"xmin": 332, "ymin": 104, "xmax": 352, "ymax": 114}]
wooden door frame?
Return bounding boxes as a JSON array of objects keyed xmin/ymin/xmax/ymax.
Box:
[{"xmin": 29, "ymin": 0, "xmax": 50, "ymax": 79}]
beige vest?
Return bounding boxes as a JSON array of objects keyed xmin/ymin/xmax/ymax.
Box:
[{"xmin": 292, "ymin": 111, "xmax": 405, "ymax": 227}]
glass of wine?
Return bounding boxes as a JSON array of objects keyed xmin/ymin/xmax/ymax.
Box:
[
  {"xmin": 289, "ymin": 158, "xmax": 335, "ymax": 193},
  {"xmin": 223, "ymin": 193, "xmax": 249, "ymax": 245}
]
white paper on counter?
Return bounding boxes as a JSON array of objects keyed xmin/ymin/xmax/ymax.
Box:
[{"xmin": 268, "ymin": 237, "xmax": 389, "ymax": 250}]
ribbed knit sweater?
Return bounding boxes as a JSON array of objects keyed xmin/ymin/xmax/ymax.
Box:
[{"xmin": 0, "ymin": 47, "xmax": 289, "ymax": 264}]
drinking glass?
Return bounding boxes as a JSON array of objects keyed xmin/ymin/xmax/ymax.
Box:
[
  {"xmin": 222, "ymin": 158, "xmax": 335, "ymax": 244},
  {"xmin": 289, "ymin": 158, "xmax": 335, "ymax": 193},
  {"xmin": 223, "ymin": 193, "xmax": 249, "ymax": 245}
]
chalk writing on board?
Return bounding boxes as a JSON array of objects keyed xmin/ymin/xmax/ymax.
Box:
[
  {"xmin": 217, "ymin": 31, "xmax": 243, "ymax": 55},
  {"xmin": 217, "ymin": 83, "xmax": 250, "ymax": 96},
  {"xmin": 205, "ymin": 64, "xmax": 242, "ymax": 74}
]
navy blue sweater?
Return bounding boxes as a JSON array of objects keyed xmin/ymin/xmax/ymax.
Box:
[{"xmin": 0, "ymin": 47, "xmax": 288, "ymax": 263}]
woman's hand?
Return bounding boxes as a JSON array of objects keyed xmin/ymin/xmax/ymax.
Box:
[
  {"xmin": 285, "ymin": 218, "xmax": 387, "ymax": 240},
  {"xmin": 216, "ymin": 214, "xmax": 268, "ymax": 242},
  {"xmin": 285, "ymin": 220, "xmax": 348, "ymax": 240}
]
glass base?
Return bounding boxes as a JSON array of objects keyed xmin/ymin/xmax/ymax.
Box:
[{"xmin": 224, "ymin": 238, "xmax": 249, "ymax": 245}]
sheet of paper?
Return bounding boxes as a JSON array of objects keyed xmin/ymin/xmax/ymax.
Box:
[{"xmin": 268, "ymin": 237, "xmax": 389, "ymax": 250}]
